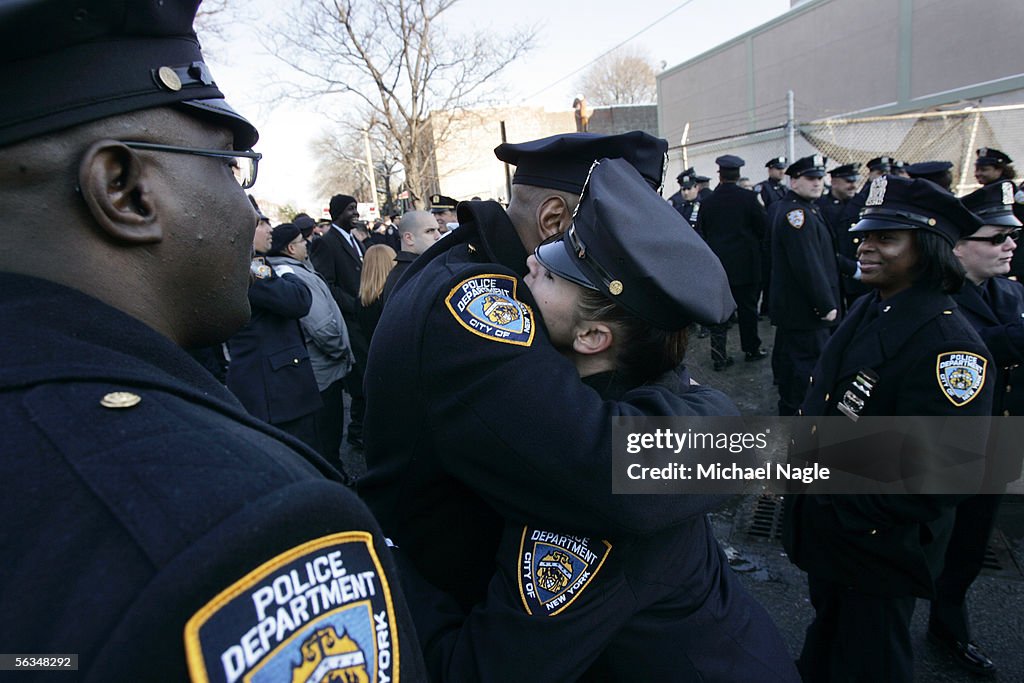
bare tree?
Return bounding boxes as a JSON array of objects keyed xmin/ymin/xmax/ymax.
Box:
[
  {"xmin": 310, "ymin": 119, "xmax": 405, "ymax": 213},
  {"xmin": 265, "ymin": 0, "xmax": 534, "ymax": 208},
  {"xmin": 577, "ymin": 47, "xmax": 657, "ymax": 106}
]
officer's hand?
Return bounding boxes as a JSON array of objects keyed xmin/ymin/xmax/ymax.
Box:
[{"xmin": 821, "ymin": 309, "xmax": 837, "ymax": 322}]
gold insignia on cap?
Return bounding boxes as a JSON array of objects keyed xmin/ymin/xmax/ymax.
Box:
[
  {"xmin": 101, "ymin": 392, "xmax": 142, "ymax": 409},
  {"xmin": 608, "ymin": 280, "xmax": 623, "ymax": 295},
  {"xmin": 928, "ymin": 218, "xmax": 937, "ymax": 226},
  {"xmin": 156, "ymin": 66, "xmax": 182, "ymax": 91},
  {"xmin": 813, "ymin": 154, "xmax": 823, "ymax": 167}
]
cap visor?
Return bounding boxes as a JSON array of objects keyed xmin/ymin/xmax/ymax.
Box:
[
  {"xmin": 849, "ymin": 216, "xmax": 920, "ymax": 233},
  {"xmin": 978, "ymin": 214, "xmax": 1023, "ymax": 228},
  {"xmin": 534, "ymin": 235, "xmax": 597, "ymax": 290},
  {"xmin": 178, "ymin": 98, "xmax": 259, "ymax": 149}
]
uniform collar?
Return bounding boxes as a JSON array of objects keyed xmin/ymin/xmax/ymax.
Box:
[{"xmin": 456, "ymin": 200, "xmax": 530, "ymax": 278}]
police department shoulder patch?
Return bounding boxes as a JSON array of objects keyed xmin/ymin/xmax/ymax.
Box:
[
  {"xmin": 786, "ymin": 209, "xmax": 805, "ymax": 229},
  {"xmin": 185, "ymin": 531, "xmax": 400, "ymax": 683},
  {"xmin": 445, "ymin": 273, "xmax": 535, "ymax": 346},
  {"xmin": 936, "ymin": 351, "xmax": 987, "ymax": 407},
  {"xmin": 516, "ymin": 526, "xmax": 611, "ymax": 617}
]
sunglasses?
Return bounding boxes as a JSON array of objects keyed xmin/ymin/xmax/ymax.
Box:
[{"xmin": 960, "ymin": 228, "xmax": 1021, "ymax": 245}]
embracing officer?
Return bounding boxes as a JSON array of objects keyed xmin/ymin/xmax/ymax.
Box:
[{"xmin": 0, "ymin": 2, "xmax": 427, "ymax": 681}]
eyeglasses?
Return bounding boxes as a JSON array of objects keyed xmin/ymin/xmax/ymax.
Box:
[
  {"xmin": 119, "ymin": 141, "xmax": 262, "ymax": 189},
  {"xmin": 960, "ymin": 228, "xmax": 1021, "ymax": 246}
]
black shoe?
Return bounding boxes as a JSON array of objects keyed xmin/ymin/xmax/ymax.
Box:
[
  {"xmin": 927, "ymin": 630, "xmax": 997, "ymax": 677},
  {"xmin": 744, "ymin": 349, "xmax": 768, "ymax": 362},
  {"xmin": 712, "ymin": 356, "xmax": 734, "ymax": 371}
]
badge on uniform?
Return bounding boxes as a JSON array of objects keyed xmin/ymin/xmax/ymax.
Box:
[
  {"xmin": 250, "ymin": 257, "xmax": 272, "ymax": 280},
  {"xmin": 786, "ymin": 209, "xmax": 805, "ymax": 229},
  {"xmin": 184, "ymin": 532, "xmax": 400, "ymax": 683},
  {"xmin": 516, "ymin": 526, "xmax": 611, "ymax": 617},
  {"xmin": 936, "ymin": 351, "xmax": 987, "ymax": 406},
  {"xmin": 836, "ymin": 368, "xmax": 879, "ymax": 421},
  {"xmin": 445, "ymin": 273, "xmax": 535, "ymax": 346}
]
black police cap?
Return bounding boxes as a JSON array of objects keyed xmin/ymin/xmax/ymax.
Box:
[
  {"xmin": 675, "ymin": 169, "xmax": 695, "ymax": 184},
  {"xmin": 694, "ymin": 175, "xmax": 711, "ymax": 183},
  {"xmin": 0, "ymin": 0, "xmax": 257, "ymax": 150},
  {"xmin": 866, "ymin": 156, "xmax": 893, "ymax": 172},
  {"xmin": 976, "ymin": 147, "xmax": 1012, "ymax": 166},
  {"xmin": 269, "ymin": 223, "xmax": 302, "ymax": 256},
  {"xmin": 430, "ymin": 194, "xmax": 458, "ymax": 212},
  {"xmin": 495, "ymin": 131, "xmax": 668, "ymax": 194},
  {"xmin": 829, "ymin": 162, "xmax": 861, "ymax": 181},
  {"xmin": 906, "ymin": 160, "xmax": 953, "ymax": 177},
  {"xmin": 766, "ymin": 156, "xmax": 787, "ymax": 169},
  {"xmin": 851, "ymin": 175, "xmax": 983, "ymax": 246},
  {"xmin": 961, "ymin": 181, "xmax": 1023, "ymax": 228},
  {"xmin": 715, "ymin": 155, "xmax": 745, "ymax": 170},
  {"xmin": 292, "ymin": 214, "xmax": 317, "ymax": 238},
  {"xmin": 533, "ymin": 158, "xmax": 735, "ymax": 329},
  {"xmin": 786, "ymin": 154, "xmax": 827, "ymax": 178}
]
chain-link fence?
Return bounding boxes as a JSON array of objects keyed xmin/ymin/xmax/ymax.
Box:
[{"xmin": 668, "ymin": 103, "xmax": 1024, "ymax": 195}]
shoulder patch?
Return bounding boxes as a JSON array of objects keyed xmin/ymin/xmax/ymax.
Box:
[
  {"xmin": 786, "ymin": 209, "xmax": 805, "ymax": 228},
  {"xmin": 936, "ymin": 351, "xmax": 987, "ymax": 406},
  {"xmin": 516, "ymin": 526, "xmax": 611, "ymax": 617},
  {"xmin": 445, "ymin": 273, "xmax": 535, "ymax": 346},
  {"xmin": 185, "ymin": 532, "xmax": 400, "ymax": 683}
]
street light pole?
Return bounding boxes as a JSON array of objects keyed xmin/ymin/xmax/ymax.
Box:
[{"xmin": 363, "ymin": 128, "xmax": 379, "ymax": 217}]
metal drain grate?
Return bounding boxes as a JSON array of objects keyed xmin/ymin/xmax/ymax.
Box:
[{"xmin": 738, "ymin": 493, "xmax": 785, "ymax": 541}]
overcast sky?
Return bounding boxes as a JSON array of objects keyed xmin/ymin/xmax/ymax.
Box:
[{"xmin": 205, "ymin": 0, "xmax": 790, "ymax": 214}]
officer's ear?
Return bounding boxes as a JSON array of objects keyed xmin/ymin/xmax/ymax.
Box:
[
  {"xmin": 572, "ymin": 321, "xmax": 614, "ymax": 356},
  {"xmin": 537, "ymin": 194, "xmax": 572, "ymax": 242},
  {"xmin": 78, "ymin": 141, "xmax": 162, "ymax": 244}
]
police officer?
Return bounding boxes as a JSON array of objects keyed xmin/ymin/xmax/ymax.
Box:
[
  {"xmin": 755, "ymin": 155, "xmax": 789, "ymax": 209},
  {"xmin": 430, "ymin": 192, "xmax": 459, "ymax": 234},
  {"xmin": 0, "ymin": 2, "xmax": 428, "ymax": 681},
  {"xmin": 769, "ymin": 154, "xmax": 842, "ymax": 415},
  {"xmin": 667, "ymin": 169, "xmax": 702, "ymax": 225},
  {"xmin": 410, "ymin": 158, "xmax": 797, "ymax": 682},
  {"xmin": 695, "ymin": 154, "xmax": 769, "ymax": 369},
  {"xmin": 908, "ymin": 160, "xmax": 955, "ymax": 192},
  {"xmin": 695, "ymin": 173, "xmax": 713, "ymax": 200},
  {"xmin": 928, "ymin": 180, "xmax": 1024, "ymax": 678},
  {"xmin": 783, "ymin": 175, "xmax": 994, "ymax": 683},
  {"xmin": 818, "ymin": 162, "xmax": 863, "ymax": 300},
  {"xmin": 358, "ymin": 131, "xmax": 742, "ymax": 620},
  {"xmin": 973, "ymin": 148, "xmax": 1024, "ymax": 278},
  {"xmin": 836, "ymin": 156, "xmax": 895, "ymax": 307}
]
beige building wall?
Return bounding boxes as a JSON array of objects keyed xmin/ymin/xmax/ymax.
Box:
[{"xmin": 658, "ymin": 0, "xmax": 1024, "ymax": 154}]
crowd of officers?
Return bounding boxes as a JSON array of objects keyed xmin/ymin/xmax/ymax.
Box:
[{"xmin": 5, "ymin": 1, "xmax": 1024, "ymax": 682}]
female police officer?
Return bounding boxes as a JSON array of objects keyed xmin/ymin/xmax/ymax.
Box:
[
  {"xmin": 409, "ymin": 158, "xmax": 799, "ymax": 682},
  {"xmin": 783, "ymin": 175, "xmax": 995, "ymax": 683}
]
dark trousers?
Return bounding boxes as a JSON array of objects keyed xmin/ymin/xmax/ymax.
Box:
[
  {"xmin": 314, "ymin": 377, "xmax": 346, "ymax": 461},
  {"xmin": 798, "ymin": 574, "xmax": 916, "ymax": 683},
  {"xmin": 929, "ymin": 493, "xmax": 1004, "ymax": 642},
  {"xmin": 774, "ymin": 327, "xmax": 830, "ymax": 416},
  {"xmin": 274, "ymin": 412, "xmax": 319, "ymax": 454},
  {"xmin": 710, "ymin": 283, "xmax": 761, "ymax": 361},
  {"xmin": 343, "ymin": 360, "xmax": 365, "ymax": 443}
]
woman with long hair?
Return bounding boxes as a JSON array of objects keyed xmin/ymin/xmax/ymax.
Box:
[{"xmin": 356, "ymin": 244, "xmax": 396, "ymax": 343}]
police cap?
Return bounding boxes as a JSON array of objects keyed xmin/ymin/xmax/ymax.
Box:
[
  {"xmin": 675, "ymin": 169, "xmax": 696, "ymax": 185},
  {"xmin": 269, "ymin": 223, "xmax": 303, "ymax": 256},
  {"xmin": 292, "ymin": 214, "xmax": 317, "ymax": 238},
  {"xmin": 829, "ymin": 162, "xmax": 861, "ymax": 181},
  {"xmin": 960, "ymin": 181, "xmax": 1023, "ymax": 228},
  {"xmin": 694, "ymin": 174, "xmax": 711, "ymax": 183},
  {"xmin": 494, "ymin": 131, "xmax": 668, "ymax": 194},
  {"xmin": 976, "ymin": 147, "xmax": 1012, "ymax": 166},
  {"xmin": 851, "ymin": 175, "xmax": 983, "ymax": 246},
  {"xmin": 786, "ymin": 154, "xmax": 828, "ymax": 178},
  {"xmin": 429, "ymin": 194, "xmax": 458, "ymax": 212},
  {"xmin": 866, "ymin": 156, "xmax": 893, "ymax": 172},
  {"xmin": 0, "ymin": 0, "xmax": 257, "ymax": 150},
  {"xmin": 533, "ymin": 158, "xmax": 735, "ymax": 329},
  {"xmin": 766, "ymin": 156, "xmax": 787, "ymax": 169},
  {"xmin": 906, "ymin": 160, "xmax": 953, "ymax": 177},
  {"xmin": 715, "ymin": 154, "xmax": 745, "ymax": 170}
]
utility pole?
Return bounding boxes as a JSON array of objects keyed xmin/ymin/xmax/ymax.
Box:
[
  {"xmin": 786, "ymin": 90, "xmax": 795, "ymax": 164},
  {"xmin": 363, "ymin": 129, "xmax": 379, "ymax": 217},
  {"xmin": 500, "ymin": 121, "xmax": 511, "ymax": 204}
]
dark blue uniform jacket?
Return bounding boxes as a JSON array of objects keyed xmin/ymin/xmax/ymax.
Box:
[
  {"xmin": 359, "ymin": 200, "xmax": 738, "ymax": 612},
  {"xmin": 783, "ymin": 285, "xmax": 995, "ymax": 598},
  {"xmin": 0, "ymin": 274, "xmax": 427, "ymax": 683}
]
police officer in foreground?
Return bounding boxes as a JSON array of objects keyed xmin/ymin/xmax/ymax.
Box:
[
  {"xmin": 783, "ymin": 175, "xmax": 994, "ymax": 683},
  {"xmin": 695, "ymin": 154, "xmax": 769, "ymax": 369},
  {"xmin": 0, "ymin": 2, "xmax": 427, "ymax": 681},
  {"xmin": 769, "ymin": 154, "xmax": 842, "ymax": 415},
  {"xmin": 358, "ymin": 131, "xmax": 740, "ymax": 617},
  {"xmin": 410, "ymin": 158, "xmax": 797, "ymax": 682},
  {"xmin": 755, "ymin": 155, "xmax": 788, "ymax": 209},
  {"xmin": 928, "ymin": 180, "xmax": 1024, "ymax": 678}
]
